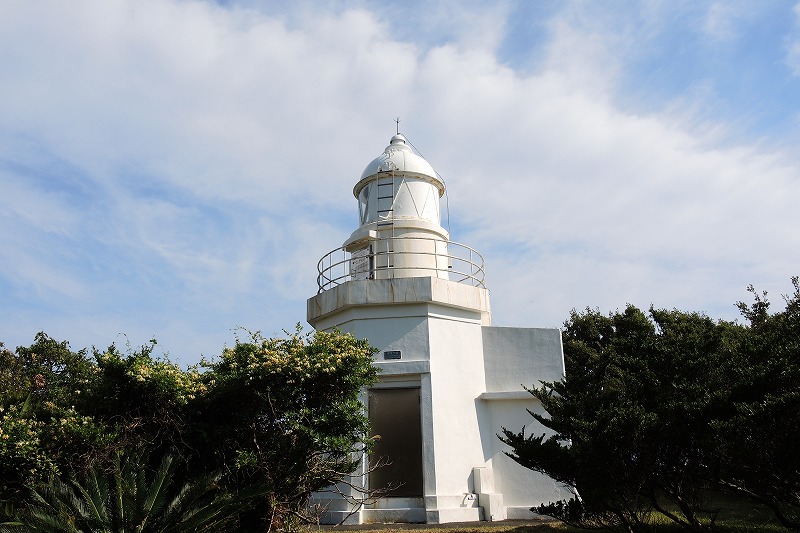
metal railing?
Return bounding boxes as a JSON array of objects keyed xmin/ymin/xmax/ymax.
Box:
[{"xmin": 317, "ymin": 236, "xmax": 486, "ymax": 293}]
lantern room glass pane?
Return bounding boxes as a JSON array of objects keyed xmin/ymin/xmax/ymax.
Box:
[{"xmin": 358, "ymin": 183, "xmax": 372, "ymax": 225}]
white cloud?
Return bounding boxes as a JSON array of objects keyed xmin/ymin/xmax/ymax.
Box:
[
  {"xmin": 1, "ymin": 0, "xmax": 798, "ymax": 364},
  {"xmin": 702, "ymin": 1, "xmax": 752, "ymax": 41}
]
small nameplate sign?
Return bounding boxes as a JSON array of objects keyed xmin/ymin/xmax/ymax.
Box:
[
  {"xmin": 350, "ymin": 246, "xmax": 372, "ymax": 281},
  {"xmin": 383, "ymin": 350, "xmax": 401, "ymax": 360}
]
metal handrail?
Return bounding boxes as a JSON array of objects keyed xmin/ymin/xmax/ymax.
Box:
[{"xmin": 316, "ymin": 236, "xmax": 486, "ymax": 293}]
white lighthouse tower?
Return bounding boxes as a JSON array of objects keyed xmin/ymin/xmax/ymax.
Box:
[{"xmin": 308, "ymin": 133, "xmax": 567, "ymax": 524}]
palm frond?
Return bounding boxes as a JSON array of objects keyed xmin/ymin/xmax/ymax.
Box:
[
  {"xmin": 71, "ymin": 467, "xmax": 109, "ymax": 525},
  {"xmin": 0, "ymin": 522, "xmax": 30, "ymax": 533},
  {"xmin": 175, "ymin": 482, "xmax": 272, "ymax": 533},
  {"xmin": 20, "ymin": 507, "xmax": 79, "ymax": 533},
  {"xmin": 38, "ymin": 477, "xmax": 92, "ymax": 524},
  {"xmin": 159, "ymin": 470, "xmax": 221, "ymax": 527},
  {"xmin": 113, "ymin": 453, "xmax": 127, "ymax": 532},
  {"xmin": 137, "ymin": 452, "xmax": 175, "ymax": 531}
]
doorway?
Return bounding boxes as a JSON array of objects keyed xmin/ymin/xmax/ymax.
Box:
[{"xmin": 368, "ymin": 387, "xmax": 423, "ymax": 498}]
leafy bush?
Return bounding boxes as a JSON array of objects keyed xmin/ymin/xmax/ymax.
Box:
[
  {"xmin": 0, "ymin": 327, "xmax": 378, "ymax": 531},
  {"xmin": 190, "ymin": 327, "xmax": 379, "ymax": 529}
]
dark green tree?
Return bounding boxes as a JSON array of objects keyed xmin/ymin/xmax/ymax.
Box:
[
  {"xmin": 714, "ymin": 278, "xmax": 800, "ymax": 529},
  {"xmin": 501, "ymin": 305, "xmax": 746, "ymax": 532},
  {"xmin": 1, "ymin": 333, "xmax": 94, "ymax": 408}
]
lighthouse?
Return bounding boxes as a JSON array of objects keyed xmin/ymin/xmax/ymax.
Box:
[{"xmin": 308, "ymin": 133, "xmax": 567, "ymax": 524}]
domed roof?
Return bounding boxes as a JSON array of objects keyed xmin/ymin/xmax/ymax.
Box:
[
  {"xmin": 359, "ymin": 134, "xmax": 437, "ymax": 180},
  {"xmin": 355, "ymin": 134, "xmax": 444, "ymax": 197}
]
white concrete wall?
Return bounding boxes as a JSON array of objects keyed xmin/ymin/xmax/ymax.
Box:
[
  {"xmin": 314, "ymin": 304, "xmax": 432, "ymax": 362},
  {"xmin": 372, "ymin": 229, "xmax": 449, "ymax": 280},
  {"xmin": 482, "ymin": 397, "xmax": 569, "ymax": 510},
  {"xmin": 479, "ymin": 326, "xmax": 569, "ymax": 513},
  {"xmin": 307, "ymin": 279, "xmax": 568, "ymax": 524},
  {"xmin": 482, "ymin": 327, "xmax": 565, "ymax": 392},
  {"xmin": 426, "ymin": 308, "xmax": 487, "ymax": 516}
]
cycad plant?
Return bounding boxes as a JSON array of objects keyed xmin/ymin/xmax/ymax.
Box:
[{"xmin": 0, "ymin": 449, "xmax": 264, "ymax": 532}]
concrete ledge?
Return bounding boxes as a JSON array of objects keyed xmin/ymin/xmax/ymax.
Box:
[
  {"xmin": 479, "ymin": 391, "xmax": 533, "ymax": 401},
  {"xmin": 361, "ymin": 508, "xmax": 426, "ymax": 524},
  {"xmin": 424, "ymin": 494, "xmax": 480, "ymax": 509},
  {"xmin": 426, "ymin": 507, "xmax": 484, "ymax": 524},
  {"xmin": 374, "ymin": 360, "xmax": 430, "ymax": 375},
  {"xmin": 317, "ymin": 510, "xmax": 363, "ymax": 525},
  {"xmin": 308, "ymin": 277, "xmax": 490, "ymax": 326}
]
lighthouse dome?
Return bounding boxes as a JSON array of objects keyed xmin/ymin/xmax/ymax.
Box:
[{"xmin": 356, "ymin": 134, "xmax": 444, "ymax": 197}]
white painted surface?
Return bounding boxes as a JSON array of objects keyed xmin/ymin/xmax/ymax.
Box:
[
  {"xmin": 356, "ymin": 134, "xmax": 443, "ymax": 196},
  {"xmin": 482, "ymin": 326, "xmax": 565, "ymax": 391},
  {"xmin": 307, "ymin": 134, "xmax": 567, "ymax": 524},
  {"xmin": 308, "ymin": 277, "xmax": 491, "ymax": 327},
  {"xmin": 482, "ymin": 397, "xmax": 569, "ymax": 507},
  {"xmin": 307, "ymin": 277, "xmax": 568, "ymax": 523},
  {"xmin": 343, "ymin": 134, "xmax": 451, "ymax": 282},
  {"xmin": 427, "ymin": 313, "xmax": 487, "ymax": 498}
]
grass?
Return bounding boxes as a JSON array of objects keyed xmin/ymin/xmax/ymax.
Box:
[
  {"xmin": 679, "ymin": 491, "xmax": 788, "ymax": 532},
  {"xmin": 322, "ymin": 492, "xmax": 791, "ymax": 532}
]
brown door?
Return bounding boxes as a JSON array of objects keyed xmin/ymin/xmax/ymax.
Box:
[{"xmin": 368, "ymin": 388, "xmax": 423, "ymax": 497}]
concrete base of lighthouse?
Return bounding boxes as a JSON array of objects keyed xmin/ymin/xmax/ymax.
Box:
[{"xmin": 307, "ymin": 277, "xmax": 569, "ymax": 525}]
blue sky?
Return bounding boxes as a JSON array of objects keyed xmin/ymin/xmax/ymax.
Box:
[{"xmin": 1, "ymin": 0, "xmax": 799, "ymax": 366}]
